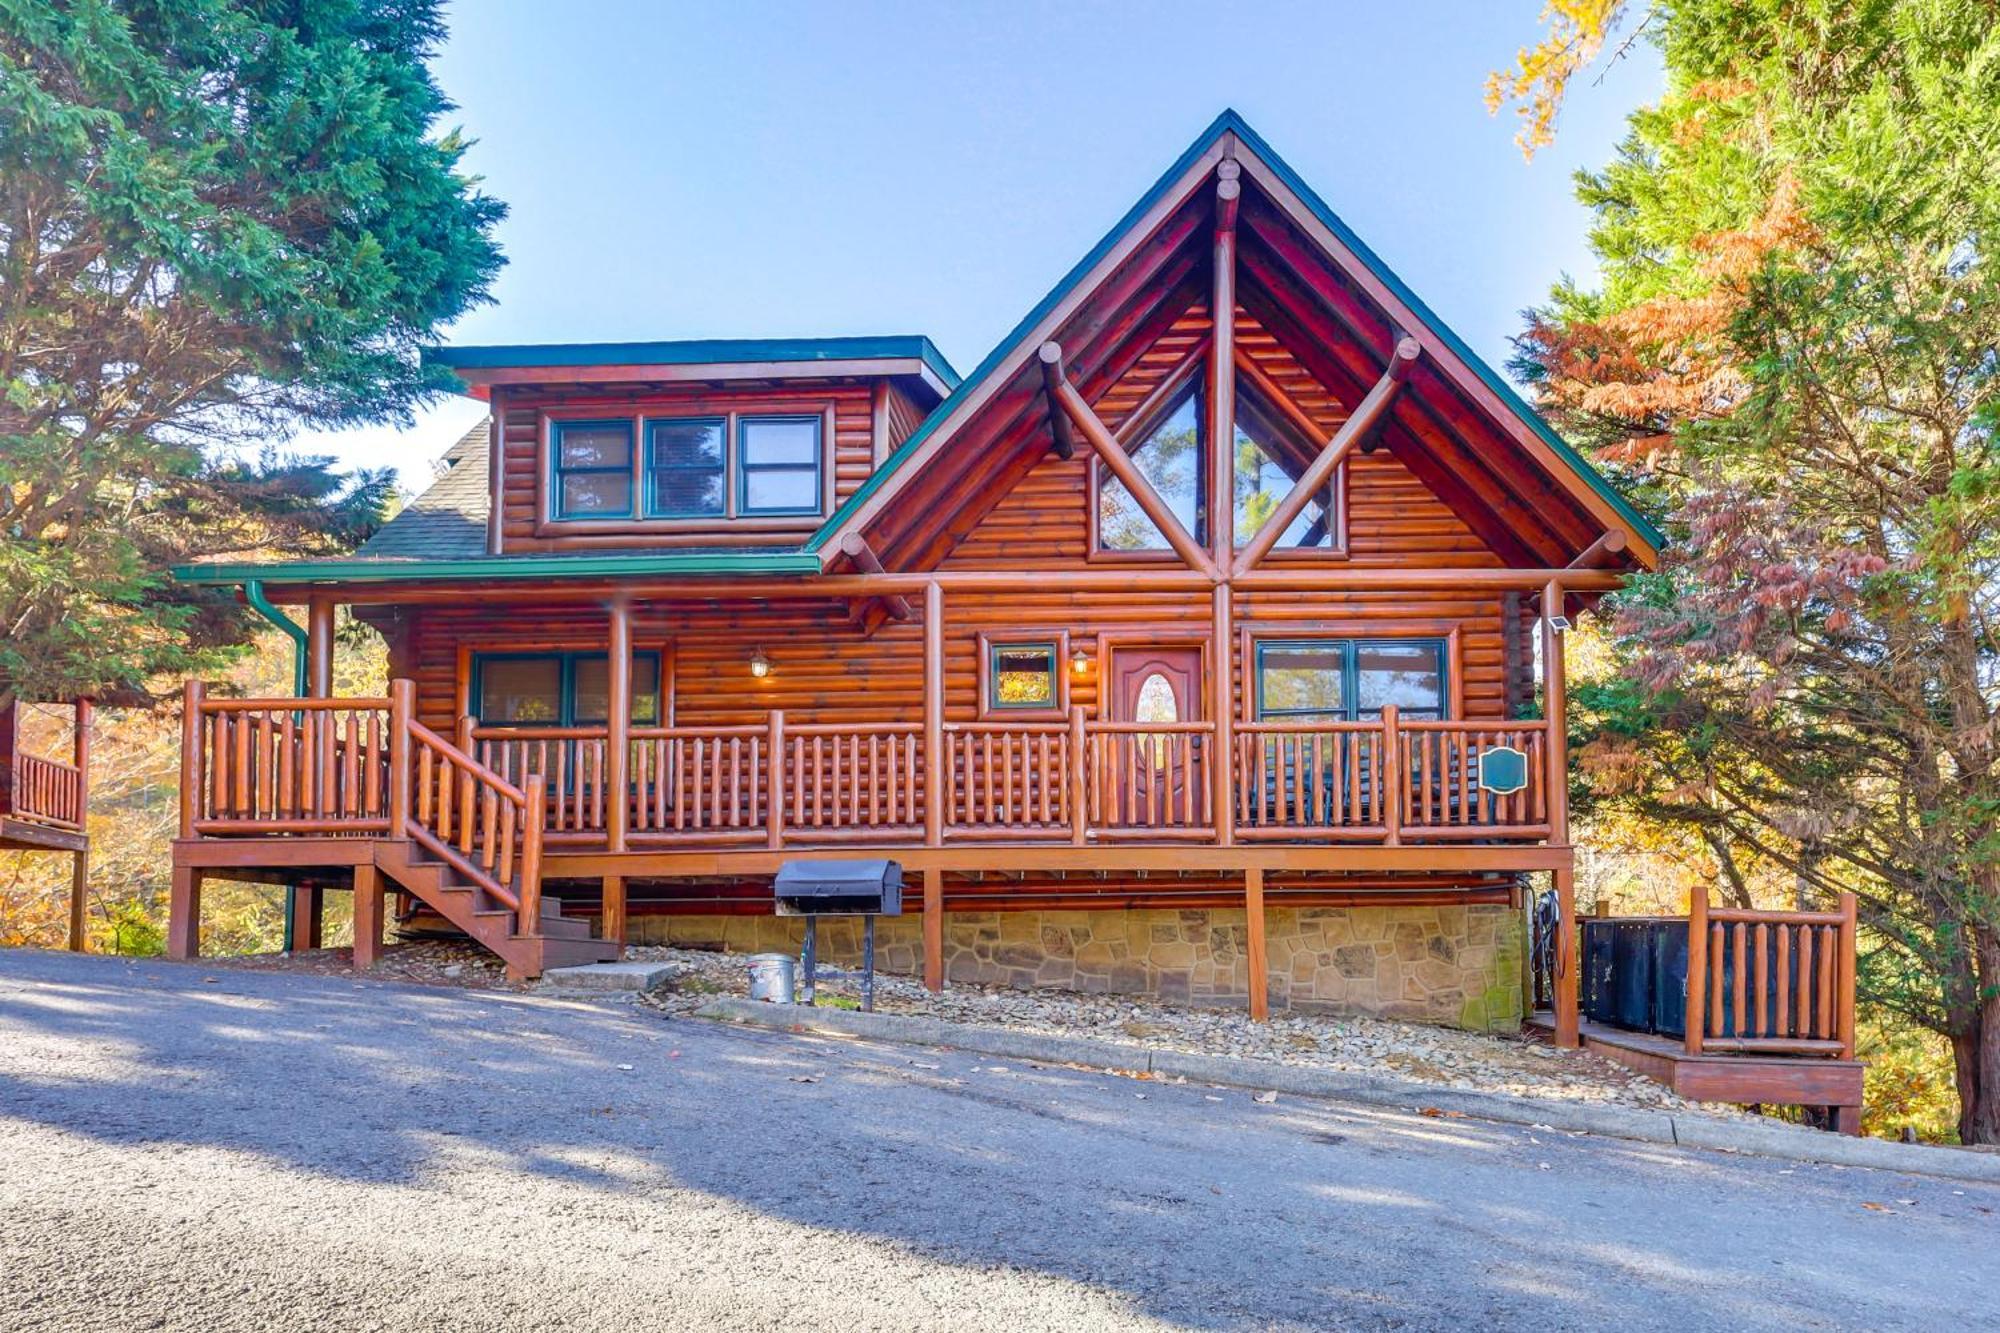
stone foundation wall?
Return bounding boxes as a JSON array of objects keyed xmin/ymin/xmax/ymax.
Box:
[{"xmin": 624, "ymin": 903, "xmax": 1524, "ymax": 1031}]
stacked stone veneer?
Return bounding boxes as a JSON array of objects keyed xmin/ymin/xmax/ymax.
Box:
[{"xmin": 625, "ymin": 902, "xmax": 1525, "ymax": 1031}]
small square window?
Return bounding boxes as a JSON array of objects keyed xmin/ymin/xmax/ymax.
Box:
[
  {"xmin": 990, "ymin": 642, "xmax": 1058, "ymax": 711},
  {"xmin": 646, "ymin": 418, "xmax": 726, "ymax": 518},
  {"xmin": 739, "ymin": 416, "xmax": 822, "ymax": 516},
  {"xmin": 551, "ymin": 420, "xmax": 634, "ymax": 520}
]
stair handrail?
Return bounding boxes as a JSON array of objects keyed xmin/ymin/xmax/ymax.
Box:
[{"xmin": 396, "ymin": 692, "xmax": 547, "ymax": 934}]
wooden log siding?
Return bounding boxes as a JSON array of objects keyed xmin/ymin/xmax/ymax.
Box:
[{"xmin": 496, "ymin": 382, "xmax": 881, "ymax": 551}]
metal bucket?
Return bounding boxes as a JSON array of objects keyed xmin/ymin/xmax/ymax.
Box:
[{"xmin": 746, "ymin": 952, "xmax": 796, "ymax": 1004}]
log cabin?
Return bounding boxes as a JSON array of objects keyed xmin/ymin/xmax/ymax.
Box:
[{"xmin": 167, "ymin": 111, "xmax": 1671, "ymax": 1049}]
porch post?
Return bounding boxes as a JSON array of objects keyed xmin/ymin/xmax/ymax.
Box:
[
  {"xmin": 167, "ymin": 864, "xmax": 202, "ymax": 960},
  {"xmin": 1541, "ymin": 579, "xmax": 1569, "ymax": 843},
  {"xmin": 1553, "ymin": 860, "xmax": 1579, "ymax": 1047},
  {"xmin": 923, "ymin": 581, "xmax": 943, "ymax": 847},
  {"xmin": 922, "ymin": 865, "xmax": 944, "ymax": 991},
  {"xmin": 352, "ymin": 862, "xmax": 383, "ymax": 970},
  {"xmin": 306, "ymin": 596, "xmax": 334, "ymax": 697},
  {"xmin": 67, "ymin": 697, "xmax": 92, "ymax": 952},
  {"xmin": 606, "ymin": 595, "xmax": 632, "ymax": 853},
  {"xmin": 1212, "ymin": 584, "xmax": 1234, "ymax": 844},
  {"xmin": 1244, "ymin": 864, "xmax": 1268, "ymax": 1020}
]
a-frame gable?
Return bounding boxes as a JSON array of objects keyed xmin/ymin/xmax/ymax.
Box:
[{"xmin": 810, "ymin": 110, "xmax": 1661, "ymax": 577}]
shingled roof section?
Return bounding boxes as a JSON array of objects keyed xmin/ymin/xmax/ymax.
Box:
[{"xmin": 354, "ymin": 421, "xmax": 491, "ymax": 560}]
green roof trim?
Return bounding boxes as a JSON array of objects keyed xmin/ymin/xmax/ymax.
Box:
[
  {"xmin": 172, "ymin": 551, "xmax": 823, "ymax": 587},
  {"xmin": 807, "ymin": 109, "xmax": 1663, "ymax": 555},
  {"xmin": 425, "ymin": 335, "xmax": 961, "ymax": 391}
]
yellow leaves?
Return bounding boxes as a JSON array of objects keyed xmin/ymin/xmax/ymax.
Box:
[{"xmin": 1485, "ymin": 0, "xmax": 1632, "ymax": 159}]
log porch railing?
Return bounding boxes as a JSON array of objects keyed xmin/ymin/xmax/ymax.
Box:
[
  {"xmin": 181, "ymin": 680, "xmax": 1559, "ymax": 856},
  {"xmin": 1684, "ymin": 890, "xmax": 1858, "ymax": 1059},
  {"xmin": 182, "ymin": 681, "xmax": 548, "ymax": 933},
  {"xmin": 8, "ymin": 750, "xmax": 85, "ymax": 830}
]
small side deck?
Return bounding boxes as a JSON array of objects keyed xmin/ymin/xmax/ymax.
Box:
[
  {"xmin": 0, "ymin": 696, "xmax": 93, "ymax": 949},
  {"xmin": 1529, "ymin": 1013, "xmax": 1865, "ymax": 1132}
]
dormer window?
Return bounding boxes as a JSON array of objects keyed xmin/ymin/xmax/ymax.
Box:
[{"xmin": 546, "ymin": 410, "xmax": 828, "ymax": 524}]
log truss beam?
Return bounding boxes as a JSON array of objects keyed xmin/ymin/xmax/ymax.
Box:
[
  {"xmin": 1232, "ymin": 336, "xmax": 1421, "ymax": 576},
  {"xmin": 1041, "ymin": 341, "xmax": 1220, "ymax": 579}
]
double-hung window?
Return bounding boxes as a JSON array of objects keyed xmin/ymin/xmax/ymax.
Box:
[
  {"xmin": 1255, "ymin": 640, "xmax": 1447, "ymax": 722},
  {"xmin": 551, "ymin": 421, "xmax": 635, "ymax": 519},
  {"xmin": 738, "ymin": 415, "xmax": 823, "ymax": 515},
  {"xmin": 646, "ymin": 417, "xmax": 727, "ymax": 518}
]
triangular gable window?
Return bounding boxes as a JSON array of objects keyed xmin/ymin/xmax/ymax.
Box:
[
  {"xmin": 1232, "ymin": 382, "xmax": 1342, "ymax": 552},
  {"xmin": 1094, "ymin": 371, "xmax": 1343, "ymax": 554},
  {"xmin": 1096, "ymin": 379, "xmax": 1207, "ymax": 551}
]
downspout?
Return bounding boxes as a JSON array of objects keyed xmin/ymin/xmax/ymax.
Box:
[
  {"xmin": 243, "ymin": 580, "xmax": 309, "ymax": 696},
  {"xmin": 242, "ymin": 580, "xmax": 308, "ymax": 947}
]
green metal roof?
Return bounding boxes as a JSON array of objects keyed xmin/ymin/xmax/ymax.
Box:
[
  {"xmin": 172, "ymin": 550, "xmax": 823, "ymax": 587},
  {"xmin": 425, "ymin": 335, "xmax": 961, "ymax": 391},
  {"xmin": 808, "ymin": 109, "xmax": 1664, "ymax": 555}
]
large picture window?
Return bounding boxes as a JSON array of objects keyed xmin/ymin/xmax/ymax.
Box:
[
  {"xmin": 1255, "ymin": 639, "xmax": 1446, "ymax": 722},
  {"xmin": 1094, "ymin": 373, "xmax": 1346, "ymax": 555},
  {"xmin": 473, "ymin": 651, "xmax": 662, "ymax": 727}
]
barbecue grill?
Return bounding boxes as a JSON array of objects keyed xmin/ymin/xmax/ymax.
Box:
[{"xmin": 772, "ymin": 859, "xmax": 903, "ymax": 1010}]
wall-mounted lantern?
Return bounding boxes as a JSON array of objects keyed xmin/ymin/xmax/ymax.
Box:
[{"xmin": 750, "ymin": 647, "xmax": 772, "ymax": 678}]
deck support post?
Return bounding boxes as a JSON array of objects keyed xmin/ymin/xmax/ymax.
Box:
[
  {"xmin": 66, "ymin": 697, "xmax": 91, "ymax": 952},
  {"xmin": 1542, "ymin": 579, "xmax": 1570, "ymax": 843},
  {"xmin": 923, "ymin": 582, "xmax": 943, "ymax": 847},
  {"xmin": 1553, "ymin": 861, "xmax": 1579, "ymax": 1048},
  {"xmin": 352, "ymin": 862, "xmax": 383, "ymax": 970},
  {"xmin": 602, "ymin": 874, "xmax": 626, "ymax": 952},
  {"xmin": 606, "ymin": 595, "xmax": 632, "ymax": 854},
  {"xmin": 922, "ymin": 866, "xmax": 944, "ymax": 992},
  {"xmin": 1684, "ymin": 888, "xmax": 1710, "ymax": 1055},
  {"xmin": 293, "ymin": 885, "xmax": 324, "ymax": 951},
  {"xmin": 1245, "ymin": 864, "xmax": 1268, "ymax": 1021},
  {"xmin": 167, "ymin": 864, "xmax": 202, "ymax": 960},
  {"xmin": 388, "ymin": 679, "xmax": 413, "ymax": 837}
]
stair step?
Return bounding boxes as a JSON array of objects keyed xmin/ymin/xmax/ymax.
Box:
[{"xmin": 536, "ymin": 937, "xmax": 624, "ymax": 969}]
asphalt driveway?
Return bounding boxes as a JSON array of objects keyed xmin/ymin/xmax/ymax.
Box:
[{"xmin": 0, "ymin": 950, "xmax": 1992, "ymax": 1331}]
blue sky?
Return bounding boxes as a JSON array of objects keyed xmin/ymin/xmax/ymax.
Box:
[{"xmin": 305, "ymin": 1, "xmax": 1661, "ymax": 490}]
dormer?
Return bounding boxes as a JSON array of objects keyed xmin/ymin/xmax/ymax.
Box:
[{"xmin": 426, "ymin": 337, "xmax": 956, "ymax": 554}]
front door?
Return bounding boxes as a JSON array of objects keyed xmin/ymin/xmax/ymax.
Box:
[{"xmin": 1105, "ymin": 645, "xmax": 1206, "ymax": 828}]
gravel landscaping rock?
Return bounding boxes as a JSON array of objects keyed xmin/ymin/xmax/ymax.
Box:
[{"xmin": 629, "ymin": 945, "xmax": 1740, "ymax": 1118}]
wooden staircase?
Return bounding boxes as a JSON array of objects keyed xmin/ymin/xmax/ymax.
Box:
[
  {"xmin": 374, "ymin": 839, "xmax": 618, "ymax": 980},
  {"xmin": 175, "ymin": 678, "xmax": 621, "ymax": 980}
]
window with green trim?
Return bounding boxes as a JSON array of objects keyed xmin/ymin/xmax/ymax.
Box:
[
  {"xmin": 473, "ymin": 651, "xmax": 661, "ymax": 726},
  {"xmin": 988, "ymin": 641, "xmax": 1058, "ymax": 710},
  {"xmin": 551, "ymin": 421, "xmax": 635, "ymax": 519},
  {"xmin": 739, "ymin": 415, "xmax": 823, "ymax": 515},
  {"xmin": 645, "ymin": 417, "xmax": 726, "ymax": 518},
  {"xmin": 1255, "ymin": 640, "xmax": 1446, "ymax": 722}
]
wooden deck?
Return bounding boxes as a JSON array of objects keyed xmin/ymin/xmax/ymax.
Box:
[{"xmin": 1529, "ymin": 1012, "xmax": 1864, "ymax": 1133}]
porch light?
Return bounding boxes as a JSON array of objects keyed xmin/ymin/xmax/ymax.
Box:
[
  {"xmin": 750, "ymin": 647, "xmax": 772, "ymax": 678},
  {"xmin": 1070, "ymin": 647, "xmax": 1091, "ymax": 675}
]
